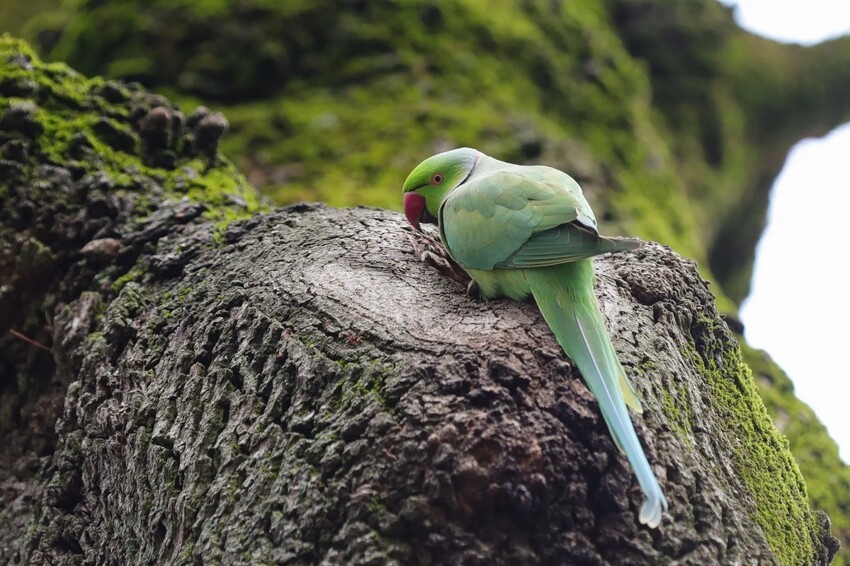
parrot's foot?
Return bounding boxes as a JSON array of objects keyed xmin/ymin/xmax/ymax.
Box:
[
  {"xmin": 406, "ymin": 232, "xmax": 471, "ymax": 287},
  {"xmin": 421, "ymin": 250, "xmax": 452, "ymax": 272},
  {"xmin": 466, "ymin": 279, "xmax": 482, "ymax": 300}
]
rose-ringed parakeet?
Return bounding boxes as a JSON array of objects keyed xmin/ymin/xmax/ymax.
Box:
[{"xmin": 402, "ymin": 147, "xmax": 667, "ymax": 528}]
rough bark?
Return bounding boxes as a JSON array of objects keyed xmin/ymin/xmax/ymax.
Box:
[
  {"xmin": 0, "ymin": 36, "xmax": 841, "ymax": 566},
  {"xmin": 0, "ymin": 198, "xmax": 839, "ymax": 564}
]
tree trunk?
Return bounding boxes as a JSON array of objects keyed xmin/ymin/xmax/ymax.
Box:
[{"xmin": 0, "ymin": 38, "xmax": 840, "ymax": 566}]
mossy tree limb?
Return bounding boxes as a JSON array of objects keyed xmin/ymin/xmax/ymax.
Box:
[
  {"xmin": 2, "ymin": 196, "xmax": 840, "ymax": 563},
  {"xmin": 743, "ymin": 344, "xmax": 850, "ymax": 565},
  {"xmin": 0, "ymin": 35, "xmax": 841, "ymax": 565},
  {"xmin": 0, "ymin": 35, "xmax": 268, "ymax": 562},
  {"xmin": 18, "ymin": 0, "xmax": 850, "ymax": 309}
]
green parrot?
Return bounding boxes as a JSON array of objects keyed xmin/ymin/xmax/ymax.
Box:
[{"xmin": 402, "ymin": 147, "xmax": 667, "ymax": 528}]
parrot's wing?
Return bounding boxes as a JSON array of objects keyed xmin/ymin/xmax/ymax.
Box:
[
  {"xmin": 497, "ymin": 223, "xmax": 641, "ymax": 269},
  {"xmin": 440, "ymin": 171, "xmax": 639, "ymax": 270}
]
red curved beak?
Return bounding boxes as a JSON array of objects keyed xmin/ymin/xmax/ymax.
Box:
[{"xmin": 404, "ymin": 192, "xmax": 426, "ymax": 231}]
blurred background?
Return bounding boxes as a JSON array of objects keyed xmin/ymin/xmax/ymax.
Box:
[{"xmin": 2, "ymin": 0, "xmax": 849, "ymax": 559}]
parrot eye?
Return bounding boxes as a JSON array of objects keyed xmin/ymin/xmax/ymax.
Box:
[{"xmin": 431, "ymin": 173, "xmax": 444, "ymax": 184}]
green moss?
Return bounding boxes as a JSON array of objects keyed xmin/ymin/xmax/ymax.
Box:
[
  {"xmin": 110, "ymin": 267, "xmax": 145, "ymax": 294},
  {"xmin": 742, "ymin": 342, "xmax": 850, "ymax": 566},
  {"xmin": 32, "ymin": 0, "xmax": 850, "ymax": 311},
  {"xmin": 177, "ymin": 286, "xmax": 193, "ymax": 301},
  {"xmin": 0, "ymin": 35, "xmax": 269, "ymax": 238},
  {"xmin": 659, "ymin": 377, "xmax": 694, "ymax": 447},
  {"xmin": 685, "ymin": 317, "xmax": 820, "ymax": 566},
  {"xmin": 17, "ymin": 1, "xmax": 722, "ymax": 301},
  {"xmin": 5, "ymin": 2, "xmax": 849, "ymax": 558},
  {"xmin": 325, "ymin": 361, "xmax": 392, "ymax": 416},
  {"xmin": 641, "ymin": 358, "xmax": 694, "ymax": 445},
  {"xmin": 166, "ymin": 157, "xmax": 266, "ymax": 230}
]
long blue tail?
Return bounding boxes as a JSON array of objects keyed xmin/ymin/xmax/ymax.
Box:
[{"xmin": 526, "ymin": 260, "xmax": 668, "ymax": 528}]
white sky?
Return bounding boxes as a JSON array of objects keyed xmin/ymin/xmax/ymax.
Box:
[
  {"xmin": 719, "ymin": 0, "xmax": 850, "ymax": 44},
  {"xmin": 719, "ymin": 0, "xmax": 850, "ymax": 461}
]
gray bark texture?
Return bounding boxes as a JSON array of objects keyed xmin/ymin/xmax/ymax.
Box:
[
  {"xmin": 0, "ymin": 39, "xmax": 840, "ymax": 566},
  {"xmin": 1, "ymin": 199, "xmax": 840, "ymax": 564}
]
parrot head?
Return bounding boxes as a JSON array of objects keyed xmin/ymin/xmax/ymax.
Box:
[{"xmin": 402, "ymin": 147, "xmax": 480, "ymax": 230}]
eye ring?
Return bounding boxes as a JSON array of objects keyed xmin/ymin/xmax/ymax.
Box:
[{"xmin": 431, "ymin": 173, "xmax": 444, "ymax": 184}]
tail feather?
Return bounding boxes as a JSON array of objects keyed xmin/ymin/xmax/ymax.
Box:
[
  {"xmin": 598, "ymin": 234, "xmax": 643, "ymax": 255},
  {"xmin": 618, "ymin": 360, "xmax": 643, "ymax": 414},
  {"xmin": 526, "ymin": 261, "xmax": 667, "ymax": 528}
]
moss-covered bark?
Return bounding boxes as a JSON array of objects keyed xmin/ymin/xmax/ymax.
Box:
[
  {"xmin": 0, "ymin": 36, "xmax": 268, "ymax": 561},
  {"xmin": 7, "ymin": 0, "xmax": 850, "ymax": 559},
  {"xmin": 0, "ymin": 37, "xmax": 842, "ymax": 564},
  {"xmin": 9, "ymin": 1, "xmax": 715, "ymax": 287},
  {"xmin": 743, "ymin": 344, "xmax": 850, "ymax": 566},
  {"xmin": 15, "ymin": 0, "xmax": 850, "ymax": 307},
  {"xmin": 11, "ymin": 203, "xmax": 841, "ymax": 565},
  {"xmin": 609, "ymin": 2, "xmax": 850, "ymax": 303}
]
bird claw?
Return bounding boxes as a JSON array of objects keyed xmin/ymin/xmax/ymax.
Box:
[
  {"xmin": 466, "ymin": 279, "xmax": 482, "ymax": 300},
  {"xmin": 421, "ymin": 250, "xmax": 452, "ymax": 271},
  {"xmin": 406, "ymin": 232, "xmax": 428, "ymax": 258},
  {"xmin": 406, "ymin": 231, "xmax": 471, "ymax": 286}
]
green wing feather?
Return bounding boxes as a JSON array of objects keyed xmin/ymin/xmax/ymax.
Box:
[
  {"xmin": 497, "ymin": 223, "xmax": 640, "ymax": 269},
  {"xmin": 440, "ymin": 170, "xmax": 639, "ymax": 270}
]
